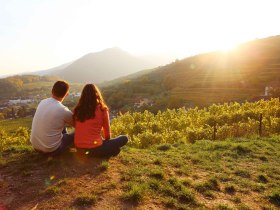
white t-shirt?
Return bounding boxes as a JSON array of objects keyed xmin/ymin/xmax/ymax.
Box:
[{"xmin": 30, "ymin": 97, "xmax": 73, "ymax": 152}]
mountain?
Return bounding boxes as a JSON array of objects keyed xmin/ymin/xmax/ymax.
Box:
[
  {"xmin": 0, "ymin": 62, "xmax": 74, "ymax": 79},
  {"xmin": 43, "ymin": 47, "xmax": 171, "ymax": 83},
  {"xmin": 30, "ymin": 61, "xmax": 74, "ymax": 76},
  {"xmin": 102, "ymin": 35, "xmax": 280, "ymax": 111}
]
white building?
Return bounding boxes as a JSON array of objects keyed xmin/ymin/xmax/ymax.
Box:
[{"xmin": 8, "ymin": 99, "xmax": 33, "ymax": 105}]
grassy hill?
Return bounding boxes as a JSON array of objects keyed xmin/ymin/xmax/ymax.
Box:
[
  {"xmin": 0, "ymin": 118, "xmax": 32, "ymax": 132},
  {"xmin": 102, "ymin": 35, "xmax": 280, "ymax": 111},
  {"xmin": 1, "ymin": 37, "xmax": 280, "ymax": 208},
  {"xmin": 0, "ymin": 98, "xmax": 279, "ymax": 209},
  {"xmin": 1, "ymin": 137, "xmax": 280, "ymax": 209}
]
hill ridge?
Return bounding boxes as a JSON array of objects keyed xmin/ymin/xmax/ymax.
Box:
[{"xmin": 101, "ymin": 35, "xmax": 280, "ymax": 110}]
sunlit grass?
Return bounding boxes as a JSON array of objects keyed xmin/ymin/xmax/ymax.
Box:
[
  {"xmin": 75, "ymin": 193, "xmax": 97, "ymax": 206},
  {"xmin": 1, "ymin": 125, "xmax": 280, "ymax": 209},
  {"xmin": 0, "ymin": 117, "xmax": 32, "ymax": 133}
]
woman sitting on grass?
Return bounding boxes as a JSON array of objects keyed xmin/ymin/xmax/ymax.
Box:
[{"xmin": 73, "ymin": 84, "xmax": 128, "ymax": 157}]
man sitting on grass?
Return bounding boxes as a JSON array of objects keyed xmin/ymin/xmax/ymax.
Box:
[{"xmin": 30, "ymin": 80, "xmax": 74, "ymax": 155}]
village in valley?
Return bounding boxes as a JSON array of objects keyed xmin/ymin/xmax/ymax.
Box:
[
  {"xmin": 0, "ymin": 87, "xmax": 82, "ymax": 119},
  {"xmin": 0, "ymin": 85, "xmax": 156, "ymax": 120},
  {"xmin": 0, "ymin": 80, "xmax": 279, "ymax": 120}
]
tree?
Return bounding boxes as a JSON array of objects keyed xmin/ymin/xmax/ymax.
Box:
[
  {"xmin": 17, "ymin": 106, "xmax": 27, "ymax": 118},
  {"xmin": 270, "ymin": 87, "xmax": 280, "ymax": 99}
]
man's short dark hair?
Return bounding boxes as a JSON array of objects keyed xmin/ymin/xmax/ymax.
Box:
[{"xmin": 52, "ymin": 81, "xmax": 69, "ymax": 98}]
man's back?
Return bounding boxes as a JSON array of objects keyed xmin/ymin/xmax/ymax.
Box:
[{"xmin": 30, "ymin": 97, "xmax": 73, "ymax": 152}]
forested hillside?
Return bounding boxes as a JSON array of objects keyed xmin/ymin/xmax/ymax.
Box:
[
  {"xmin": 102, "ymin": 35, "xmax": 280, "ymax": 111},
  {"xmin": 0, "ymin": 75, "xmax": 59, "ymax": 99},
  {"xmin": 1, "ymin": 36, "xmax": 280, "ymax": 114},
  {"xmin": 0, "ymin": 75, "xmax": 83, "ymax": 119}
]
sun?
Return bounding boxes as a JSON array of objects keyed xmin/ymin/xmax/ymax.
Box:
[
  {"xmin": 214, "ymin": 38, "xmax": 241, "ymax": 52},
  {"xmin": 219, "ymin": 42, "xmax": 239, "ymax": 52}
]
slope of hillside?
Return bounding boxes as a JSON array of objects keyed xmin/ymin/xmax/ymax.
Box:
[
  {"xmin": 1, "ymin": 137, "xmax": 280, "ymax": 209},
  {"xmin": 31, "ymin": 61, "xmax": 74, "ymax": 76},
  {"xmin": 102, "ymin": 35, "xmax": 280, "ymax": 110},
  {"xmin": 1, "ymin": 99, "xmax": 280, "ymax": 209}
]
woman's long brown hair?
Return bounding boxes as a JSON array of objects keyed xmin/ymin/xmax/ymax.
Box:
[{"xmin": 73, "ymin": 84, "xmax": 108, "ymax": 122}]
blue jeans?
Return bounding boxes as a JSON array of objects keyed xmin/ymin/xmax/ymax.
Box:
[{"xmin": 78, "ymin": 135, "xmax": 128, "ymax": 157}]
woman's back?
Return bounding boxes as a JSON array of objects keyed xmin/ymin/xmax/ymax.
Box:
[{"xmin": 74, "ymin": 106, "xmax": 110, "ymax": 148}]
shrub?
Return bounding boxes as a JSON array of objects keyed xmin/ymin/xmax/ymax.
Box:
[
  {"xmin": 157, "ymin": 144, "xmax": 172, "ymax": 151},
  {"xmin": 224, "ymin": 185, "xmax": 236, "ymax": 194},
  {"xmin": 268, "ymin": 189, "xmax": 280, "ymax": 206},
  {"xmin": 75, "ymin": 193, "xmax": 97, "ymax": 206},
  {"xmin": 164, "ymin": 197, "xmax": 176, "ymax": 208},
  {"xmin": 148, "ymin": 179, "xmax": 161, "ymax": 191},
  {"xmin": 0, "ymin": 127, "xmax": 30, "ymax": 152},
  {"xmin": 45, "ymin": 186, "xmax": 60, "ymax": 196},
  {"xmin": 98, "ymin": 161, "xmax": 109, "ymax": 171},
  {"xmin": 178, "ymin": 188, "xmax": 196, "ymax": 204},
  {"xmin": 153, "ymin": 159, "xmax": 162, "ymax": 165},
  {"xmin": 232, "ymin": 144, "xmax": 251, "ymax": 155},
  {"xmin": 121, "ymin": 183, "xmax": 146, "ymax": 203},
  {"xmin": 195, "ymin": 177, "xmax": 219, "ymax": 193},
  {"xmin": 234, "ymin": 170, "xmax": 251, "ymax": 178},
  {"xmin": 215, "ymin": 204, "xmax": 233, "ymax": 210},
  {"xmin": 258, "ymin": 174, "xmax": 268, "ymax": 183},
  {"xmin": 149, "ymin": 169, "xmax": 164, "ymax": 180}
]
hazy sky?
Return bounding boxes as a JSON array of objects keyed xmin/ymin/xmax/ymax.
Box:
[{"xmin": 1, "ymin": 0, "xmax": 280, "ymax": 76}]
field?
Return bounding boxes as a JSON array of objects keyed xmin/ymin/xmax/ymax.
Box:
[
  {"xmin": 0, "ymin": 118, "xmax": 32, "ymax": 133},
  {"xmin": 1, "ymin": 137, "xmax": 280, "ymax": 209},
  {"xmin": 1, "ymin": 99, "xmax": 280, "ymax": 209},
  {"xmin": 171, "ymin": 87, "xmax": 260, "ymax": 103}
]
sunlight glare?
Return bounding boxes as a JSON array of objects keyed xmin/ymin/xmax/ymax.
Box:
[
  {"xmin": 1, "ymin": 0, "xmax": 280, "ymax": 74},
  {"xmin": 216, "ymin": 40, "xmax": 240, "ymax": 52}
]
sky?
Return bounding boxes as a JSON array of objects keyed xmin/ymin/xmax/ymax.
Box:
[{"xmin": 1, "ymin": 0, "xmax": 280, "ymax": 76}]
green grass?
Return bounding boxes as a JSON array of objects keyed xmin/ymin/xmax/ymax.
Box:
[
  {"xmin": 224, "ymin": 184, "xmax": 236, "ymax": 194},
  {"xmin": 234, "ymin": 169, "xmax": 251, "ymax": 178},
  {"xmin": 22, "ymin": 81, "xmax": 54, "ymax": 90},
  {"xmin": 164, "ymin": 196, "xmax": 177, "ymax": 208},
  {"xmin": 268, "ymin": 189, "xmax": 280, "ymax": 207},
  {"xmin": 44, "ymin": 185, "xmax": 61, "ymax": 196},
  {"xmin": 149, "ymin": 168, "xmax": 165, "ymax": 179},
  {"xmin": 0, "ymin": 117, "xmax": 32, "ymax": 133},
  {"xmin": 157, "ymin": 143, "xmax": 172, "ymax": 151},
  {"xmin": 1, "ymin": 135, "xmax": 280, "ymax": 209},
  {"xmin": 195, "ymin": 177, "xmax": 220, "ymax": 196},
  {"xmin": 121, "ymin": 182, "xmax": 147, "ymax": 203},
  {"xmin": 98, "ymin": 160, "xmax": 109, "ymax": 171},
  {"xmin": 75, "ymin": 193, "xmax": 97, "ymax": 206},
  {"xmin": 215, "ymin": 204, "xmax": 233, "ymax": 210}
]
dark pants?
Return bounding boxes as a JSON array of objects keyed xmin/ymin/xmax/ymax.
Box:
[
  {"xmin": 78, "ymin": 135, "xmax": 128, "ymax": 158},
  {"xmin": 47, "ymin": 132, "xmax": 75, "ymax": 156}
]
